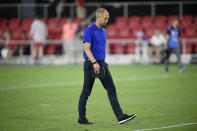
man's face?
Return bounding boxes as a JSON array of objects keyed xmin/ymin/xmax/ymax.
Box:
[
  {"xmin": 98, "ymin": 12, "xmax": 109, "ymax": 27},
  {"xmin": 172, "ymin": 20, "xmax": 179, "ymax": 28}
]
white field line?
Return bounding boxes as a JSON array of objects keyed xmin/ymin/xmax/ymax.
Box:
[
  {"xmin": 0, "ymin": 75, "xmax": 168, "ymax": 91},
  {"xmin": 135, "ymin": 122, "xmax": 197, "ymax": 131}
]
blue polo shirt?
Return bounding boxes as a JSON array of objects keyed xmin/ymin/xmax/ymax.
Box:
[
  {"xmin": 167, "ymin": 26, "xmax": 181, "ymax": 48},
  {"xmin": 83, "ymin": 24, "xmax": 106, "ymax": 60}
]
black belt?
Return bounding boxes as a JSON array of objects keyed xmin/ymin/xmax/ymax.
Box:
[{"xmin": 85, "ymin": 59, "xmax": 104, "ymax": 62}]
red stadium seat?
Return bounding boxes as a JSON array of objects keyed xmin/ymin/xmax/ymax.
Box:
[
  {"xmin": 22, "ymin": 18, "xmax": 33, "ymax": 32},
  {"xmin": 50, "ymin": 26, "xmax": 62, "ymax": 39},
  {"xmin": 0, "ymin": 18, "xmax": 8, "ymax": 26},
  {"xmin": 129, "ymin": 16, "xmax": 141, "ymax": 23},
  {"xmin": 128, "ymin": 16, "xmax": 141, "ymax": 28},
  {"xmin": 8, "ymin": 18, "xmax": 20, "ymax": 29},
  {"xmin": 125, "ymin": 43, "xmax": 136, "ymax": 54},
  {"xmin": 185, "ymin": 27, "xmax": 197, "ymax": 38},
  {"xmin": 10, "ymin": 27, "xmax": 23, "ymax": 39},
  {"xmin": 142, "ymin": 16, "xmax": 154, "ymax": 28},
  {"xmin": 116, "ymin": 16, "xmax": 128, "ymax": 26},
  {"xmin": 155, "ymin": 16, "xmax": 167, "ymax": 28},
  {"xmin": 194, "ymin": 16, "xmax": 197, "ymax": 24},
  {"xmin": 73, "ymin": 18, "xmax": 81, "ymax": 25},
  {"xmin": 131, "ymin": 26, "xmax": 143, "ymax": 37},
  {"xmin": 48, "ymin": 17, "xmax": 59, "ymax": 27},
  {"xmin": 117, "ymin": 27, "xmax": 133, "ymax": 38},
  {"xmin": 155, "ymin": 15, "xmax": 167, "ymax": 22},
  {"xmin": 106, "ymin": 24, "xmax": 118, "ymax": 38},
  {"xmin": 40, "ymin": 18, "xmax": 47, "ymax": 23},
  {"xmin": 0, "ymin": 26, "xmax": 9, "ymax": 33},
  {"xmin": 182, "ymin": 15, "xmax": 193, "ymax": 21},
  {"xmin": 194, "ymin": 42, "xmax": 197, "ymax": 54},
  {"xmin": 128, "ymin": 21, "xmax": 141, "ymax": 28},
  {"xmin": 159, "ymin": 27, "xmax": 167, "ymax": 35},
  {"xmin": 168, "ymin": 15, "xmax": 180, "ymax": 24},
  {"xmin": 110, "ymin": 43, "xmax": 125, "ymax": 54},
  {"xmin": 185, "ymin": 42, "xmax": 193, "ymax": 54},
  {"xmin": 155, "ymin": 22, "xmax": 166, "ymax": 28},
  {"xmin": 44, "ymin": 43, "xmax": 57, "ymax": 55},
  {"xmin": 144, "ymin": 26, "xmax": 156, "ymax": 38},
  {"xmin": 59, "ymin": 17, "xmax": 68, "ymax": 25}
]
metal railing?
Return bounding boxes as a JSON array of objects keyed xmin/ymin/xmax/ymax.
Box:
[
  {"xmin": 0, "ymin": 1, "xmax": 197, "ymax": 19},
  {"xmin": 1, "ymin": 38, "xmax": 197, "ymax": 55}
]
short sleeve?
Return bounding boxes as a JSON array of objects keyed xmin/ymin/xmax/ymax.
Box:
[
  {"xmin": 166, "ymin": 27, "xmax": 171, "ymax": 35},
  {"xmin": 83, "ymin": 27, "xmax": 92, "ymax": 44}
]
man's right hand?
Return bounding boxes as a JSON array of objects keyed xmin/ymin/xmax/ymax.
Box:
[{"xmin": 93, "ymin": 63, "xmax": 100, "ymax": 74}]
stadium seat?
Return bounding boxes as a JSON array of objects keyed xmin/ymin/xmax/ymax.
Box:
[
  {"xmin": 144, "ymin": 26, "xmax": 156, "ymax": 38},
  {"xmin": 48, "ymin": 17, "xmax": 59, "ymax": 27},
  {"xmin": 185, "ymin": 42, "xmax": 193, "ymax": 54},
  {"xmin": 159, "ymin": 27, "xmax": 168, "ymax": 35},
  {"xmin": 50, "ymin": 26, "xmax": 62, "ymax": 39},
  {"xmin": 106, "ymin": 24, "xmax": 118, "ymax": 38},
  {"xmin": 131, "ymin": 26, "xmax": 143, "ymax": 37},
  {"xmin": 73, "ymin": 18, "xmax": 81, "ymax": 25},
  {"xmin": 194, "ymin": 42, "xmax": 197, "ymax": 54},
  {"xmin": 116, "ymin": 25, "xmax": 133, "ymax": 38},
  {"xmin": 8, "ymin": 18, "xmax": 20, "ymax": 29},
  {"xmin": 129, "ymin": 16, "xmax": 141, "ymax": 23},
  {"xmin": 40, "ymin": 18, "xmax": 47, "ymax": 23},
  {"xmin": 142, "ymin": 16, "xmax": 154, "ymax": 28},
  {"xmin": 125, "ymin": 43, "xmax": 136, "ymax": 54},
  {"xmin": 194, "ymin": 16, "xmax": 197, "ymax": 24},
  {"xmin": 155, "ymin": 15, "xmax": 167, "ymax": 22},
  {"xmin": 0, "ymin": 18, "xmax": 8, "ymax": 26},
  {"xmin": 185, "ymin": 27, "xmax": 197, "ymax": 38},
  {"xmin": 128, "ymin": 16, "xmax": 141, "ymax": 28},
  {"xmin": 182, "ymin": 15, "xmax": 193, "ymax": 21},
  {"xmin": 155, "ymin": 16, "xmax": 167, "ymax": 28},
  {"xmin": 59, "ymin": 17, "xmax": 68, "ymax": 25},
  {"xmin": 116, "ymin": 16, "xmax": 128, "ymax": 26},
  {"xmin": 110, "ymin": 43, "xmax": 125, "ymax": 54},
  {"xmin": 22, "ymin": 18, "xmax": 33, "ymax": 32},
  {"xmin": 10, "ymin": 27, "xmax": 23, "ymax": 39},
  {"xmin": 44, "ymin": 43, "xmax": 57, "ymax": 55},
  {"xmin": 0, "ymin": 26, "xmax": 9, "ymax": 33},
  {"xmin": 168, "ymin": 15, "xmax": 180, "ymax": 24}
]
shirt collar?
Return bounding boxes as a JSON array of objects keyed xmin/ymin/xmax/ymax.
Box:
[{"xmin": 94, "ymin": 24, "xmax": 103, "ymax": 31}]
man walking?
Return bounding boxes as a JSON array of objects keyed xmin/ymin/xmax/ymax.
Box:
[
  {"xmin": 78, "ymin": 8, "xmax": 136, "ymax": 124},
  {"xmin": 164, "ymin": 18, "xmax": 184, "ymax": 72}
]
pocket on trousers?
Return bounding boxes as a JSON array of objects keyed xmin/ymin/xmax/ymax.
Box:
[{"xmin": 83, "ymin": 61, "xmax": 92, "ymax": 71}]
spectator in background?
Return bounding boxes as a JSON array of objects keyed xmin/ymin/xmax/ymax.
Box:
[
  {"xmin": 149, "ymin": 29, "xmax": 165, "ymax": 63},
  {"xmin": 48, "ymin": 0, "xmax": 60, "ymax": 17},
  {"xmin": 56, "ymin": 0, "xmax": 64, "ymax": 18},
  {"xmin": 3, "ymin": 31, "xmax": 16, "ymax": 60},
  {"xmin": 164, "ymin": 18, "xmax": 184, "ymax": 72},
  {"xmin": 62, "ymin": 19, "xmax": 78, "ymax": 64},
  {"xmin": 135, "ymin": 31, "xmax": 148, "ymax": 62},
  {"xmin": 30, "ymin": 16, "xmax": 48, "ymax": 60},
  {"xmin": 18, "ymin": 31, "xmax": 28, "ymax": 58},
  {"xmin": 75, "ymin": 0, "xmax": 86, "ymax": 20}
]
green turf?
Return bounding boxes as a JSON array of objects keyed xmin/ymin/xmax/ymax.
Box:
[{"xmin": 0, "ymin": 64, "xmax": 197, "ymax": 131}]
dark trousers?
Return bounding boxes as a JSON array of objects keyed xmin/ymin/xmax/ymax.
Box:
[
  {"xmin": 164, "ymin": 47, "xmax": 183, "ymax": 70},
  {"xmin": 78, "ymin": 60, "xmax": 123, "ymax": 119}
]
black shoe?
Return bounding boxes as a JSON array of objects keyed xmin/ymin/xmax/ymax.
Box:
[
  {"xmin": 78, "ymin": 117, "xmax": 93, "ymax": 124},
  {"xmin": 118, "ymin": 114, "xmax": 136, "ymax": 124}
]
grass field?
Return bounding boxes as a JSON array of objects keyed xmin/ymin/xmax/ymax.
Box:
[{"xmin": 0, "ymin": 64, "xmax": 197, "ymax": 131}]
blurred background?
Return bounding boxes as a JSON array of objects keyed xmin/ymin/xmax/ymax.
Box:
[{"xmin": 0, "ymin": 0, "xmax": 197, "ymax": 65}]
